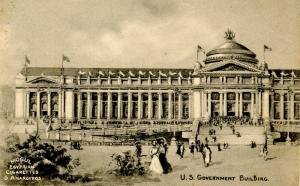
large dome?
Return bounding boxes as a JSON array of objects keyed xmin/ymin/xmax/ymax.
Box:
[{"xmin": 204, "ymin": 30, "xmax": 258, "ymax": 64}]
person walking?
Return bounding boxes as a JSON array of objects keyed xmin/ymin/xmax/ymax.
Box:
[
  {"xmin": 149, "ymin": 140, "xmax": 163, "ymax": 175},
  {"xmin": 158, "ymin": 138, "xmax": 172, "ymax": 174},
  {"xmin": 263, "ymin": 144, "xmax": 268, "ymax": 161},
  {"xmin": 217, "ymin": 143, "xmax": 222, "ymax": 151},
  {"xmin": 135, "ymin": 141, "xmax": 142, "ymax": 158},
  {"xmin": 189, "ymin": 142, "xmax": 195, "ymax": 159},
  {"xmin": 180, "ymin": 142, "xmax": 185, "ymax": 159},
  {"xmin": 202, "ymin": 144, "xmax": 211, "ymax": 167},
  {"xmin": 196, "ymin": 140, "xmax": 200, "ymax": 152}
]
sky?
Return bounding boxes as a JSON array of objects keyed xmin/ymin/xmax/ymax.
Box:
[{"xmin": 0, "ymin": 0, "xmax": 300, "ymax": 86}]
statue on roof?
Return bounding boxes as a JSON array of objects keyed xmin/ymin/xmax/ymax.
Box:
[
  {"xmin": 224, "ymin": 29, "xmax": 235, "ymax": 40},
  {"xmin": 193, "ymin": 61, "xmax": 202, "ymax": 75}
]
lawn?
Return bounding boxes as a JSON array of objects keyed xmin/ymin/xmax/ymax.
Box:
[{"xmin": 67, "ymin": 144, "xmax": 299, "ymax": 186}]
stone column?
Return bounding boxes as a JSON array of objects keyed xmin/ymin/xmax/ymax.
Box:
[
  {"xmin": 97, "ymin": 92, "xmax": 101, "ymax": 120},
  {"xmin": 178, "ymin": 92, "xmax": 182, "ymax": 119},
  {"xmin": 189, "ymin": 92, "xmax": 193, "ymax": 119},
  {"xmin": 290, "ymin": 93, "xmax": 294, "ymax": 120},
  {"xmin": 270, "ymin": 92, "xmax": 274, "ymax": 120},
  {"xmin": 148, "ymin": 92, "xmax": 152, "ymax": 119},
  {"xmin": 47, "ymin": 92, "xmax": 51, "ymax": 116},
  {"xmin": 280, "ymin": 92, "xmax": 284, "ymax": 119},
  {"xmin": 118, "ymin": 92, "xmax": 122, "ymax": 119},
  {"xmin": 235, "ymin": 92, "xmax": 239, "ymax": 117},
  {"xmin": 251, "ymin": 92, "xmax": 255, "ymax": 118},
  {"xmin": 203, "ymin": 92, "xmax": 207, "ymax": 119},
  {"xmin": 15, "ymin": 89, "xmax": 25, "ymax": 119},
  {"xmin": 77, "ymin": 93, "xmax": 81, "ymax": 119},
  {"xmin": 219, "ymin": 92, "xmax": 223, "ymax": 116},
  {"xmin": 255, "ymin": 91, "xmax": 259, "ymax": 119},
  {"xmin": 58, "ymin": 91, "xmax": 62, "ymax": 118},
  {"xmin": 239, "ymin": 92, "xmax": 243, "ymax": 117},
  {"xmin": 262, "ymin": 90, "xmax": 270, "ymax": 122},
  {"xmin": 168, "ymin": 92, "xmax": 173, "ymax": 120},
  {"xmin": 258, "ymin": 90, "xmax": 262, "ymax": 117},
  {"xmin": 37, "ymin": 91, "xmax": 41, "ymax": 118},
  {"xmin": 65, "ymin": 90, "xmax": 74, "ymax": 121},
  {"xmin": 207, "ymin": 92, "xmax": 211, "ymax": 118},
  {"xmin": 87, "ymin": 92, "xmax": 91, "ymax": 119},
  {"xmin": 61, "ymin": 91, "xmax": 65, "ymax": 118},
  {"xmin": 107, "ymin": 92, "xmax": 111, "ymax": 119},
  {"xmin": 224, "ymin": 92, "xmax": 227, "ymax": 116},
  {"xmin": 137, "ymin": 92, "xmax": 142, "ymax": 119},
  {"xmin": 193, "ymin": 91, "xmax": 201, "ymax": 120},
  {"xmin": 26, "ymin": 91, "xmax": 30, "ymax": 118},
  {"xmin": 158, "ymin": 92, "xmax": 162, "ymax": 119},
  {"xmin": 127, "ymin": 92, "xmax": 132, "ymax": 120}
]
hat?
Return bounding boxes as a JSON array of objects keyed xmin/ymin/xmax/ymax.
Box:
[{"xmin": 152, "ymin": 140, "xmax": 157, "ymax": 146}]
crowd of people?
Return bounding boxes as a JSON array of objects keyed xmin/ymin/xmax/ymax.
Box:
[
  {"xmin": 175, "ymin": 140, "xmax": 216, "ymax": 167},
  {"xmin": 199, "ymin": 116, "xmax": 264, "ymax": 127},
  {"xmin": 133, "ymin": 135, "xmax": 269, "ymax": 176}
]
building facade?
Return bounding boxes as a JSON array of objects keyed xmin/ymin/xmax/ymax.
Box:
[{"xmin": 15, "ymin": 31, "xmax": 300, "ymax": 132}]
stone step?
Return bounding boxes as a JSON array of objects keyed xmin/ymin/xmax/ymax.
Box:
[{"xmin": 197, "ymin": 134, "xmax": 266, "ymax": 145}]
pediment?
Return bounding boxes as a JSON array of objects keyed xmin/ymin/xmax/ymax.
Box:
[
  {"xmin": 200, "ymin": 60, "xmax": 261, "ymax": 73},
  {"xmin": 27, "ymin": 76, "xmax": 58, "ymax": 84}
]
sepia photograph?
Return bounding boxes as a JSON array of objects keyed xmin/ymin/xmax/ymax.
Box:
[{"xmin": 0, "ymin": 0, "xmax": 299, "ymax": 185}]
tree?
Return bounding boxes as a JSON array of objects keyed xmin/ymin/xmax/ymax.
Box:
[{"xmin": 3, "ymin": 135, "xmax": 82, "ymax": 185}]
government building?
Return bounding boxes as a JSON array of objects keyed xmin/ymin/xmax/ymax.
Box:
[{"xmin": 14, "ymin": 30, "xmax": 300, "ymax": 144}]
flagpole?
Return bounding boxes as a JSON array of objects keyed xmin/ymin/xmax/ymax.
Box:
[
  {"xmin": 263, "ymin": 46, "xmax": 265, "ymax": 62},
  {"xmin": 60, "ymin": 55, "xmax": 64, "ymax": 124},
  {"xmin": 61, "ymin": 55, "xmax": 64, "ymax": 77},
  {"xmin": 197, "ymin": 46, "xmax": 199, "ymax": 62},
  {"xmin": 24, "ymin": 56, "xmax": 27, "ymax": 81}
]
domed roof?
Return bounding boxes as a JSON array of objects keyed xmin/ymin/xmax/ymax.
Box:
[{"xmin": 204, "ymin": 30, "xmax": 258, "ymax": 64}]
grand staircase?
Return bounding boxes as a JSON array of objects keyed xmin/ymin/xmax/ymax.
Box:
[{"xmin": 194, "ymin": 125, "xmax": 266, "ymax": 145}]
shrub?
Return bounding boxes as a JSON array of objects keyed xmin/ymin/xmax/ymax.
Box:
[
  {"xmin": 2, "ymin": 134, "xmax": 82, "ymax": 185},
  {"xmin": 109, "ymin": 150, "xmax": 146, "ymax": 176}
]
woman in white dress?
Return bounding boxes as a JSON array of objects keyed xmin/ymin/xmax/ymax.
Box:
[
  {"xmin": 149, "ymin": 140, "xmax": 163, "ymax": 175},
  {"xmin": 203, "ymin": 144, "xmax": 211, "ymax": 167}
]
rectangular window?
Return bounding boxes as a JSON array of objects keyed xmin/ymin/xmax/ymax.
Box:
[
  {"xmin": 211, "ymin": 77, "xmax": 220, "ymax": 84},
  {"xmin": 226, "ymin": 77, "xmax": 236, "ymax": 84}
]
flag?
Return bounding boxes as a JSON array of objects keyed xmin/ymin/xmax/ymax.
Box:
[
  {"xmin": 62, "ymin": 55, "xmax": 70, "ymax": 63},
  {"xmin": 109, "ymin": 71, "xmax": 116, "ymax": 76},
  {"xmin": 291, "ymin": 71, "xmax": 297, "ymax": 78},
  {"xmin": 280, "ymin": 71, "xmax": 288, "ymax": 77},
  {"xmin": 159, "ymin": 71, "xmax": 167, "ymax": 77},
  {"xmin": 178, "ymin": 71, "xmax": 183, "ymax": 78},
  {"xmin": 271, "ymin": 71, "xmax": 278, "ymax": 78},
  {"xmin": 149, "ymin": 71, "xmax": 156, "ymax": 77},
  {"xmin": 25, "ymin": 55, "xmax": 30, "ymax": 65},
  {"xmin": 78, "ymin": 70, "xmax": 86, "ymax": 75},
  {"xmin": 138, "ymin": 70, "xmax": 146, "ymax": 76},
  {"xmin": 119, "ymin": 71, "xmax": 126, "ymax": 77},
  {"xmin": 98, "ymin": 70, "xmax": 105, "ymax": 76},
  {"xmin": 197, "ymin": 45, "xmax": 205, "ymax": 54},
  {"xmin": 264, "ymin": 45, "xmax": 272, "ymax": 51},
  {"xmin": 169, "ymin": 71, "xmax": 177, "ymax": 76},
  {"xmin": 129, "ymin": 70, "xmax": 135, "ymax": 77}
]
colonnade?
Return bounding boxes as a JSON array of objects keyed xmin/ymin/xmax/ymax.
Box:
[{"xmin": 21, "ymin": 89, "xmax": 191, "ymax": 121}]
